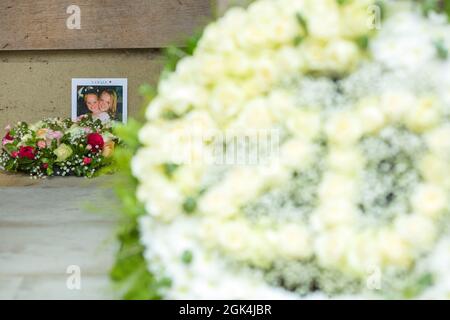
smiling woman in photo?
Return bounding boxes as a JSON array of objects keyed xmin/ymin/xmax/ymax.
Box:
[{"xmin": 98, "ymin": 89, "xmax": 118, "ymax": 122}]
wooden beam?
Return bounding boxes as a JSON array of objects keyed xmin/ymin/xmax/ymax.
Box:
[{"xmin": 0, "ymin": 0, "xmax": 212, "ymax": 50}]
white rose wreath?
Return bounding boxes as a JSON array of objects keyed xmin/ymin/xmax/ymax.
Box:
[{"xmin": 117, "ymin": 0, "xmax": 450, "ymax": 299}]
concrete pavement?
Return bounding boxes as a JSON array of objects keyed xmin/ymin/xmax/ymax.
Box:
[{"xmin": 0, "ymin": 172, "xmax": 119, "ymax": 299}]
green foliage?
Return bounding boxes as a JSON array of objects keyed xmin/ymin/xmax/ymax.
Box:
[
  {"xmin": 161, "ymin": 31, "xmax": 203, "ymax": 79},
  {"xmin": 417, "ymin": 0, "xmax": 450, "ymax": 18},
  {"xmin": 401, "ymin": 273, "xmax": 434, "ymax": 299},
  {"xmin": 182, "ymin": 196, "xmax": 197, "ymax": 214},
  {"xmin": 435, "ymin": 39, "xmax": 449, "ymax": 60},
  {"xmin": 181, "ymin": 250, "xmax": 194, "ymax": 265},
  {"xmin": 109, "ymin": 32, "xmax": 203, "ymax": 299},
  {"xmin": 296, "ymin": 12, "xmax": 309, "ymax": 36}
]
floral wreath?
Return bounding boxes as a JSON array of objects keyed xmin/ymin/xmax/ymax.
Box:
[{"xmin": 120, "ymin": 0, "xmax": 450, "ymax": 299}]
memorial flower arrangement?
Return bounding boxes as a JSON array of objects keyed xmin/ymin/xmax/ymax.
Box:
[
  {"xmin": 0, "ymin": 115, "xmax": 118, "ymax": 178},
  {"xmin": 111, "ymin": 0, "xmax": 450, "ymax": 299}
]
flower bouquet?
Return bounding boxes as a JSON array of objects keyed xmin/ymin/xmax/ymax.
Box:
[
  {"xmin": 112, "ymin": 0, "xmax": 450, "ymax": 299},
  {"xmin": 1, "ymin": 115, "xmax": 118, "ymax": 178}
]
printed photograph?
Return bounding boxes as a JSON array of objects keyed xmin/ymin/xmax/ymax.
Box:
[{"xmin": 72, "ymin": 78, "xmax": 127, "ymax": 124}]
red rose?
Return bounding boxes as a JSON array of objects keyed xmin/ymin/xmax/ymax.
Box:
[
  {"xmin": 83, "ymin": 157, "xmax": 92, "ymax": 165},
  {"xmin": 11, "ymin": 151, "xmax": 18, "ymax": 158},
  {"xmin": 18, "ymin": 146, "xmax": 35, "ymax": 160},
  {"xmin": 42, "ymin": 163, "xmax": 49, "ymax": 170},
  {"xmin": 87, "ymin": 133, "xmax": 104, "ymax": 152}
]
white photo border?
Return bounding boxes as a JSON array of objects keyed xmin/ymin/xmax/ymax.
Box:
[{"xmin": 71, "ymin": 78, "xmax": 128, "ymax": 123}]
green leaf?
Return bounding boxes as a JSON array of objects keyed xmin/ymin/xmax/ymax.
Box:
[
  {"xmin": 435, "ymin": 39, "xmax": 448, "ymax": 60},
  {"xmin": 181, "ymin": 250, "xmax": 193, "ymax": 265},
  {"xmin": 296, "ymin": 12, "xmax": 309, "ymax": 36},
  {"xmin": 182, "ymin": 197, "xmax": 197, "ymax": 214},
  {"xmin": 336, "ymin": 0, "xmax": 350, "ymax": 5},
  {"xmin": 356, "ymin": 35, "xmax": 369, "ymax": 50},
  {"xmin": 163, "ymin": 162, "xmax": 180, "ymax": 178}
]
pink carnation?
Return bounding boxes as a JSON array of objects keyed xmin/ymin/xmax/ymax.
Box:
[
  {"xmin": 48, "ymin": 131, "xmax": 63, "ymax": 140},
  {"xmin": 83, "ymin": 157, "xmax": 92, "ymax": 165},
  {"xmin": 37, "ymin": 140, "xmax": 46, "ymax": 149}
]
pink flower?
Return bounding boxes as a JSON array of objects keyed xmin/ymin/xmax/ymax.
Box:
[
  {"xmin": 37, "ymin": 140, "xmax": 46, "ymax": 149},
  {"xmin": 83, "ymin": 127, "xmax": 92, "ymax": 134},
  {"xmin": 83, "ymin": 157, "xmax": 92, "ymax": 165},
  {"xmin": 2, "ymin": 132, "xmax": 14, "ymax": 146},
  {"xmin": 86, "ymin": 144, "xmax": 92, "ymax": 151},
  {"xmin": 11, "ymin": 151, "xmax": 18, "ymax": 158},
  {"xmin": 48, "ymin": 130, "xmax": 63, "ymax": 140}
]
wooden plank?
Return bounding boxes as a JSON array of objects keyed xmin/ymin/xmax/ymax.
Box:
[
  {"xmin": 0, "ymin": 0, "xmax": 212, "ymax": 50},
  {"xmin": 0, "ymin": 179, "xmax": 118, "ymax": 299}
]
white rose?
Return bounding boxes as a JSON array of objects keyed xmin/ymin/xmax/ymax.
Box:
[
  {"xmin": 286, "ymin": 109, "xmax": 321, "ymax": 139},
  {"xmin": 267, "ymin": 89, "xmax": 297, "ymax": 120},
  {"xmin": 276, "ymin": 225, "xmax": 312, "ymax": 259},
  {"xmin": 406, "ymin": 97, "xmax": 441, "ymax": 132},
  {"xmin": 357, "ymin": 100, "xmax": 386, "ymax": 134},
  {"xmin": 280, "ymin": 138, "xmax": 315, "ymax": 170},
  {"xmin": 315, "ymin": 227, "xmax": 354, "ymax": 269},
  {"xmin": 376, "ymin": 230, "xmax": 412, "ymax": 268},
  {"xmin": 315, "ymin": 199, "xmax": 357, "ymax": 229},
  {"xmin": 145, "ymin": 97, "xmax": 167, "ymax": 121},
  {"xmin": 131, "ymin": 148, "xmax": 160, "ymax": 179},
  {"xmin": 339, "ymin": 0, "xmax": 374, "ymax": 38},
  {"xmin": 229, "ymin": 98, "xmax": 275, "ymax": 131},
  {"xmin": 225, "ymin": 167, "xmax": 264, "ymax": 203},
  {"xmin": 219, "ymin": 221, "xmax": 250, "ymax": 253},
  {"xmin": 198, "ymin": 188, "xmax": 238, "ymax": 218},
  {"xmin": 173, "ymin": 165, "xmax": 204, "ymax": 194},
  {"xmin": 395, "ymin": 215, "xmax": 437, "ymax": 249},
  {"xmin": 419, "ymin": 154, "xmax": 450, "ymax": 188},
  {"xmin": 346, "ymin": 232, "xmax": 381, "ymax": 275},
  {"xmin": 327, "ymin": 148, "xmax": 364, "ymax": 176},
  {"xmin": 380, "ymin": 92, "xmax": 416, "ymax": 122},
  {"xmin": 210, "ymin": 81, "xmax": 247, "ymax": 121},
  {"xmin": 275, "ymin": 47, "xmax": 305, "ymax": 74},
  {"xmin": 304, "ymin": 0, "xmax": 340, "ymax": 40},
  {"xmin": 250, "ymin": 55, "xmax": 280, "ymax": 93},
  {"xmin": 224, "ymin": 52, "xmax": 253, "ymax": 78},
  {"xmin": 136, "ymin": 180, "xmax": 183, "ymax": 220},
  {"xmin": 325, "ymin": 112, "xmax": 363, "ymax": 146},
  {"xmin": 426, "ymin": 125, "xmax": 450, "ymax": 158},
  {"xmin": 319, "ymin": 173, "xmax": 357, "ymax": 201},
  {"xmin": 412, "ymin": 184, "xmax": 448, "ymax": 218},
  {"xmin": 323, "ymin": 40, "xmax": 360, "ymax": 73}
]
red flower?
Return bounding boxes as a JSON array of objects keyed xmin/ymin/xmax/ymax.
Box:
[
  {"xmin": 2, "ymin": 132, "xmax": 14, "ymax": 145},
  {"xmin": 42, "ymin": 163, "xmax": 49, "ymax": 170},
  {"xmin": 4, "ymin": 132, "xmax": 13, "ymax": 141},
  {"xmin": 11, "ymin": 151, "xmax": 18, "ymax": 158},
  {"xmin": 87, "ymin": 133, "xmax": 104, "ymax": 152},
  {"xmin": 18, "ymin": 146, "xmax": 35, "ymax": 160},
  {"xmin": 83, "ymin": 157, "xmax": 92, "ymax": 165}
]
